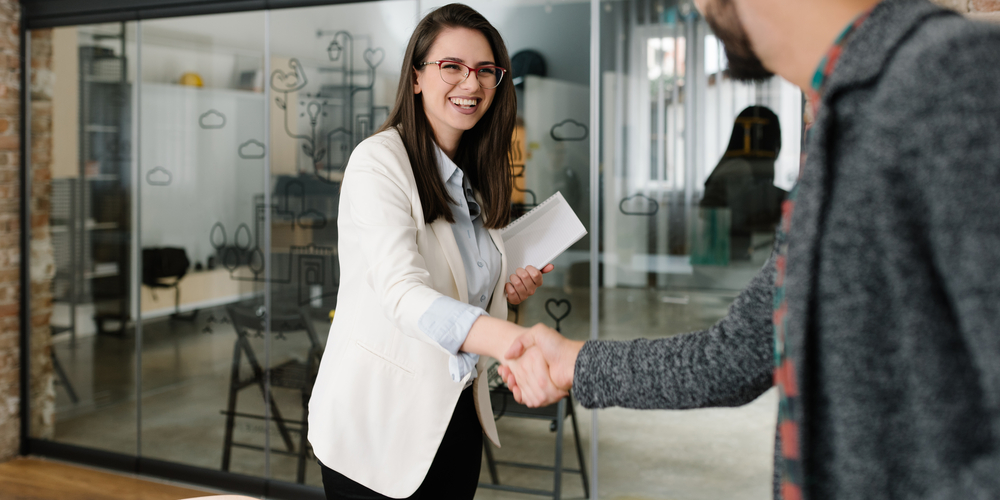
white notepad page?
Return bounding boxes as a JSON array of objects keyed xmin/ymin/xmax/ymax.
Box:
[{"xmin": 501, "ymin": 192, "xmax": 587, "ymax": 273}]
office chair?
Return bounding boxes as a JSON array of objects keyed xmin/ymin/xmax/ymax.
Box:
[{"xmin": 142, "ymin": 247, "xmax": 197, "ymax": 321}]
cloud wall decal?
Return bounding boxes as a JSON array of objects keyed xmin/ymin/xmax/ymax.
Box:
[
  {"xmin": 199, "ymin": 109, "xmax": 226, "ymax": 129},
  {"xmin": 550, "ymin": 119, "xmax": 589, "ymax": 141},
  {"xmin": 238, "ymin": 139, "xmax": 266, "ymax": 159}
]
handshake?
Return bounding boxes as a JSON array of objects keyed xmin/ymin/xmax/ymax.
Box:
[{"xmin": 495, "ymin": 324, "xmax": 586, "ymax": 408}]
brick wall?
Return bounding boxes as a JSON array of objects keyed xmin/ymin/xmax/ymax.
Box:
[
  {"xmin": 29, "ymin": 27, "xmax": 55, "ymax": 443},
  {"xmin": 0, "ymin": 0, "xmax": 21, "ymax": 463},
  {"xmin": 933, "ymin": 0, "xmax": 1000, "ymax": 21},
  {"xmin": 0, "ymin": 2, "xmax": 55, "ymax": 462}
]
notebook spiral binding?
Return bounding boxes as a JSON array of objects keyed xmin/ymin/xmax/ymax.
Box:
[{"xmin": 502, "ymin": 191, "xmax": 565, "ymax": 232}]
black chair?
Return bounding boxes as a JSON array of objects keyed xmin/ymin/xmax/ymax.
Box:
[
  {"xmin": 142, "ymin": 247, "xmax": 196, "ymax": 321},
  {"xmin": 220, "ymin": 305, "xmax": 323, "ymax": 483},
  {"xmin": 480, "ymin": 375, "xmax": 589, "ymax": 499},
  {"xmin": 50, "ymin": 326, "xmax": 79, "ymax": 404},
  {"xmin": 479, "ymin": 298, "xmax": 589, "ymax": 499}
]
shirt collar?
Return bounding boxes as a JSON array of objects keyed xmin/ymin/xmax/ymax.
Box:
[
  {"xmin": 806, "ymin": 7, "xmax": 875, "ymax": 115},
  {"xmin": 434, "ymin": 144, "xmax": 462, "ymax": 186}
]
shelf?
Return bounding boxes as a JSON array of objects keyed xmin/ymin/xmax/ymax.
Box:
[
  {"xmin": 86, "ymin": 174, "xmax": 120, "ymax": 181},
  {"xmin": 83, "ymin": 76, "xmax": 126, "ymax": 84},
  {"xmin": 89, "ymin": 222, "xmax": 119, "ymax": 231},
  {"xmin": 84, "ymin": 125, "xmax": 120, "ymax": 133},
  {"xmin": 54, "ymin": 269, "xmax": 120, "ymax": 280},
  {"xmin": 50, "ymin": 221, "xmax": 119, "ymax": 232},
  {"xmin": 83, "ymin": 271, "xmax": 119, "ymax": 279}
]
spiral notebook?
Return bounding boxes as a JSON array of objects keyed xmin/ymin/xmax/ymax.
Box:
[{"xmin": 502, "ymin": 192, "xmax": 587, "ymax": 272}]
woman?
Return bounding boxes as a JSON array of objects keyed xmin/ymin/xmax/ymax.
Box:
[{"xmin": 308, "ymin": 4, "xmax": 564, "ymax": 499}]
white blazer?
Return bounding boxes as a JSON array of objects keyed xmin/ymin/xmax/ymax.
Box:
[{"xmin": 308, "ymin": 129, "xmax": 507, "ymax": 498}]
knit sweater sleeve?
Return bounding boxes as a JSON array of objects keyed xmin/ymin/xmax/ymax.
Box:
[{"xmin": 573, "ymin": 255, "xmax": 776, "ymax": 410}]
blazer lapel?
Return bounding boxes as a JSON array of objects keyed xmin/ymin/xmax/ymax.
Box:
[
  {"xmin": 428, "ymin": 218, "xmax": 469, "ymax": 303},
  {"xmin": 487, "ymin": 227, "xmax": 509, "ymax": 317},
  {"xmin": 477, "ymin": 228, "xmax": 507, "ymax": 449}
]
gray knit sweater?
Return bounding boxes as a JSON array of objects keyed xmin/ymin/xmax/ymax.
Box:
[{"xmin": 574, "ymin": 1, "xmax": 1000, "ymax": 499}]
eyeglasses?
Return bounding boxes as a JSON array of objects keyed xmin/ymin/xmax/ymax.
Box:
[{"xmin": 420, "ymin": 60, "xmax": 507, "ymax": 89}]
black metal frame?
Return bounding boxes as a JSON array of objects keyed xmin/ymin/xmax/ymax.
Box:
[
  {"xmin": 27, "ymin": 438, "xmax": 325, "ymax": 500},
  {"xmin": 22, "ymin": 0, "xmax": 381, "ymax": 29},
  {"xmin": 18, "ymin": 7, "xmax": 30, "ymax": 458}
]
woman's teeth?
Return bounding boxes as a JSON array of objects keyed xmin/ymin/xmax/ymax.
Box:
[{"xmin": 450, "ymin": 97, "xmax": 477, "ymax": 108}]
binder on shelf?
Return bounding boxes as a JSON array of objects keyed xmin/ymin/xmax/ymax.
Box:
[{"xmin": 501, "ymin": 191, "xmax": 587, "ymax": 274}]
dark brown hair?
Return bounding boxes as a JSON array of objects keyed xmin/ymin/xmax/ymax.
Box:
[{"xmin": 377, "ymin": 3, "xmax": 515, "ymax": 229}]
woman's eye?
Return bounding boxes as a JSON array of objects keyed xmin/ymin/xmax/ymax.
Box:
[
  {"xmin": 478, "ymin": 68, "xmax": 495, "ymax": 75},
  {"xmin": 442, "ymin": 63, "xmax": 462, "ymax": 71}
]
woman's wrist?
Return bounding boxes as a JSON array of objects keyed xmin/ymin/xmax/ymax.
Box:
[{"xmin": 461, "ymin": 315, "xmax": 525, "ymax": 360}]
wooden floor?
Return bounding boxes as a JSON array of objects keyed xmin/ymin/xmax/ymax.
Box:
[{"xmin": 0, "ymin": 458, "xmax": 215, "ymax": 500}]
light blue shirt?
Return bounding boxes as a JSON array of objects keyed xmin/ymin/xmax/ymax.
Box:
[{"xmin": 417, "ymin": 147, "xmax": 502, "ymax": 382}]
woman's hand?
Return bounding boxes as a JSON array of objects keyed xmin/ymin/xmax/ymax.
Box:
[
  {"xmin": 505, "ymin": 264, "xmax": 554, "ymax": 305},
  {"xmin": 501, "ymin": 343, "xmax": 567, "ymax": 408}
]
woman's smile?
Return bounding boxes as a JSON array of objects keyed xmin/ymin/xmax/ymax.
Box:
[{"xmin": 448, "ymin": 96, "xmax": 481, "ymax": 114}]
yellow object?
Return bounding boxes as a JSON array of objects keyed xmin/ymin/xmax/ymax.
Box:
[
  {"xmin": 329, "ymin": 309, "xmax": 336, "ymax": 321},
  {"xmin": 179, "ymin": 72, "xmax": 204, "ymax": 87}
]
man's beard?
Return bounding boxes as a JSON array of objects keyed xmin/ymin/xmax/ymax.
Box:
[{"xmin": 704, "ymin": 0, "xmax": 774, "ymax": 82}]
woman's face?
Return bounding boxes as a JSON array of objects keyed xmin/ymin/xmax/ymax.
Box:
[{"xmin": 414, "ymin": 27, "xmax": 497, "ymax": 147}]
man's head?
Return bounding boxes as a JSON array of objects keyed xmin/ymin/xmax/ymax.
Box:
[
  {"xmin": 693, "ymin": 0, "xmax": 883, "ymax": 90},
  {"xmin": 699, "ymin": 0, "xmax": 774, "ymax": 82}
]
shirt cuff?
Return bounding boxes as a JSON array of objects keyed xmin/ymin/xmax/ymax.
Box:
[{"xmin": 418, "ymin": 296, "xmax": 486, "ymax": 382}]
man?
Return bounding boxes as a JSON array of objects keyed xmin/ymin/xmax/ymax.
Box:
[{"xmin": 501, "ymin": 0, "xmax": 1000, "ymax": 498}]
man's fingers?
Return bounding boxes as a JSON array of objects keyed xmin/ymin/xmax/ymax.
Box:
[
  {"xmin": 510, "ymin": 382, "xmax": 523, "ymax": 404},
  {"xmin": 498, "ymin": 364, "xmax": 511, "ymax": 382},
  {"xmin": 513, "ymin": 364, "xmax": 539, "ymax": 407}
]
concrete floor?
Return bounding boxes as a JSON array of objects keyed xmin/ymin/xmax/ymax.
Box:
[{"xmin": 45, "ymin": 285, "xmax": 777, "ymax": 500}]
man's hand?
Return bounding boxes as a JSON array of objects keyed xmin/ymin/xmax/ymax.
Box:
[
  {"xmin": 506, "ymin": 264, "xmax": 554, "ymax": 305},
  {"xmin": 499, "ymin": 323, "xmax": 584, "ymax": 407},
  {"xmin": 501, "ymin": 345, "xmax": 567, "ymax": 408}
]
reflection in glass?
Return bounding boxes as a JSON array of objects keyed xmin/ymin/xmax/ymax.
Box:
[
  {"xmin": 35, "ymin": 22, "xmax": 138, "ymax": 456},
  {"xmin": 596, "ymin": 1, "xmax": 800, "ymax": 498}
]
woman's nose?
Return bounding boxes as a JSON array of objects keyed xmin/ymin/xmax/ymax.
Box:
[{"xmin": 458, "ymin": 71, "xmax": 479, "ymax": 91}]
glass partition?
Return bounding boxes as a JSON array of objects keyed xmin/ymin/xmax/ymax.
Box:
[
  {"xmin": 595, "ymin": 0, "xmax": 798, "ymax": 498},
  {"xmin": 25, "ymin": 1, "xmax": 797, "ymax": 498},
  {"xmin": 417, "ymin": 1, "xmax": 595, "ymax": 497},
  {"xmin": 267, "ymin": 0, "xmax": 417, "ymax": 485},
  {"xmin": 136, "ymin": 11, "xmax": 269, "ymax": 477},
  {"xmin": 34, "ymin": 22, "xmax": 139, "ymax": 456}
]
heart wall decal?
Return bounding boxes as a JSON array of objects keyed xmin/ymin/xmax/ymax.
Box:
[
  {"xmin": 364, "ymin": 48, "xmax": 385, "ymax": 69},
  {"xmin": 545, "ymin": 298, "xmax": 572, "ymax": 327}
]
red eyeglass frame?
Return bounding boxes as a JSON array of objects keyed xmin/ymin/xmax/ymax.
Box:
[{"xmin": 419, "ymin": 60, "xmax": 507, "ymax": 88}]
